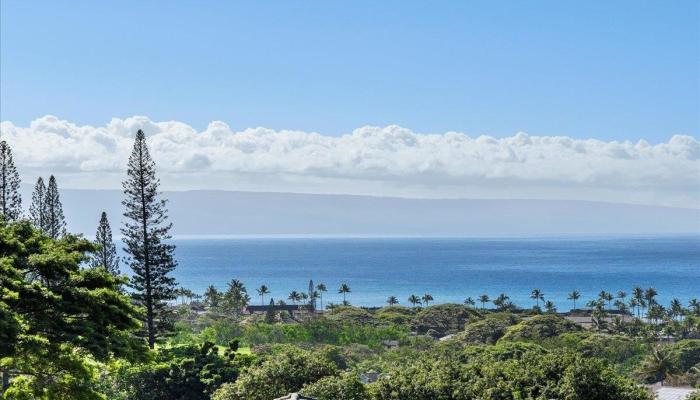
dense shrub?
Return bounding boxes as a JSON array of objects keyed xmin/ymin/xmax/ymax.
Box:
[
  {"xmin": 668, "ymin": 340, "xmax": 700, "ymax": 372},
  {"xmin": 241, "ymin": 318, "xmax": 407, "ymax": 348},
  {"xmin": 412, "ymin": 304, "xmax": 480, "ymax": 335},
  {"xmin": 104, "ymin": 341, "xmax": 249, "ymax": 400},
  {"xmin": 326, "ymin": 306, "xmax": 378, "ymax": 325},
  {"xmin": 453, "ymin": 313, "xmax": 520, "ymax": 344},
  {"xmin": 500, "ymin": 314, "xmax": 582, "ymax": 342},
  {"xmin": 302, "ymin": 372, "xmax": 369, "ymax": 400},
  {"xmin": 371, "ymin": 345, "xmax": 652, "ymax": 400},
  {"xmin": 211, "ymin": 346, "xmax": 337, "ymax": 400},
  {"xmin": 374, "ymin": 305, "xmax": 416, "ymax": 325}
]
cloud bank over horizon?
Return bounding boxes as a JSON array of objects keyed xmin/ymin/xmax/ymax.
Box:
[{"xmin": 1, "ymin": 115, "xmax": 698, "ymax": 208}]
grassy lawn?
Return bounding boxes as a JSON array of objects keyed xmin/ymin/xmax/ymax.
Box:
[{"xmin": 215, "ymin": 344, "xmax": 252, "ymax": 355}]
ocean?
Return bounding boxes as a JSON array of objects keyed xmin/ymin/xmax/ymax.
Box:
[{"xmin": 124, "ymin": 235, "xmax": 700, "ymax": 309}]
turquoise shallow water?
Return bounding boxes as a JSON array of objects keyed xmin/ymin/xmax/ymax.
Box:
[{"xmin": 123, "ymin": 235, "xmax": 700, "ymax": 309}]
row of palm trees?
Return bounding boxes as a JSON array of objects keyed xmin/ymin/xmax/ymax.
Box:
[
  {"xmin": 381, "ymin": 288, "xmax": 700, "ymax": 320},
  {"xmin": 253, "ymin": 282, "xmax": 355, "ymax": 307},
  {"xmin": 400, "ymin": 294, "xmax": 434, "ymax": 308},
  {"xmin": 286, "ymin": 282, "xmax": 352, "ymax": 307},
  {"xmin": 196, "ymin": 282, "xmax": 699, "ymax": 320}
]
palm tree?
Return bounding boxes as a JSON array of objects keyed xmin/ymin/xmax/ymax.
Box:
[
  {"xmin": 644, "ymin": 287, "xmax": 658, "ymax": 307},
  {"xmin": 421, "ymin": 294, "xmax": 434, "ymax": 306},
  {"xmin": 632, "ymin": 286, "xmax": 645, "ymax": 318},
  {"xmin": 530, "ymin": 289, "xmax": 544, "ymax": 309},
  {"xmin": 617, "ymin": 290, "xmax": 627, "ymax": 300},
  {"xmin": 387, "ymin": 296, "xmax": 399, "ymax": 306},
  {"xmin": 229, "ymin": 279, "xmax": 245, "ymax": 291},
  {"xmin": 670, "ymin": 298, "xmax": 683, "ymax": 321},
  {"xmin": 614, "ymin": 299, "xmax": 629, "ymax": 315},
  {"xmin": 644, "ymin": 287, "xmax": 658, "ymax": 304},
  {"xmin": 204, "ymin": 285, "xmax": 221, "ymax": 308},
  {"xmin": 648, "ymin": 304, "xmax": 666, "ymax": 326},
  {"xmin": 689, "ymin": 298, "xmax": 700, "ymax": 316},
  {"xmin": 567, "ymin": 290, "xmax": 581, "ymax": 311},
  {"xmin": 544, "ymin": 300, "xmax": 556, "ymax": 313},
  {"xmin": 408, "ymin": 294, "xmax": 422, "ymax": 308},
  {"xmin": 598, "ymin": 290, "xmax": 613, "ymax": 311},
  {"xmin": 464, "ymin": 297, "xmax": 476, "ymax": 307},
  {"xmin": 224, "ymin": 279, "xmax": 250, "ymax": 311},
  {"xmin": 644, "ymin": 287, "xmax": 658, "ymax": 321},
  {"xmin": 478, "ymin": 294, "xmax": 490, "ymax": 310},
  {"xmin": 310, "ymin": 290, "xmax": 320, "ymax": 307},
  {"xmin": 288, "ymin": 290, "xmax": 301, "ymax": 305},
  {"xmin": 338, "ymin": 283, "xmax": 351, "ymax": 305},
  {"xmin": 493, "ymin": 293, "xmax": 511, "ymax": 311},
  {"xmin": 316, "ymin": 283, "xmax": 328, "ymax": 310},
  {"xmin": 628, "ymin": 298, "xmax": 638, "ymax": 317},
  {"xmin": 257, "ymin": 284, "xmax": 270, "ymax": 305}
]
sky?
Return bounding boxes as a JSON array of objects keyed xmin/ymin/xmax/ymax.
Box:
[{"xmin": 1, "ymin": 1, "xmax": 699, "ymax": 208}]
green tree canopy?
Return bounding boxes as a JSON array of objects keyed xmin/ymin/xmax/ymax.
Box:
[
  {"xmin": 212, "ymin": 346, "xmax": 337, "ymax": 400},
  {"xmin": 0, "ymin": 220, "xmax": 145, "ymax": 398}
]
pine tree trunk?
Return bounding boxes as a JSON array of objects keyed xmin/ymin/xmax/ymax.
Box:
[{"xmin": 136, "ymin": 144, "xmax": 155, "ymax": 349}]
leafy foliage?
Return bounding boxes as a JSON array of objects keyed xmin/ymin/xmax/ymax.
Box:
[
  {"xmin": 412, "ymin": 304, "xmax": 480, "ymax": 335},
  {"xmin": 326, "ymin": 306, "xmax": 377, "ymax": 325},
  {"xmin": 211, "ymin": 346, "xmax": 337, "ymax": 400},
  {"xmin": 104, "ymin": 341, "xmax": 250, "ymax": 400},
  {"xmin": 301, "ymin": 372, "xmax": 369, "ymax": 400},
  {"xmin": 372, "ymin": 344, "xmax": 652, "ymax": 400},
  {"xmin": 0, "ymin": 220, "xmax": 144, "ymax": 398},
  {"xmin": 500, "ymin": 314, "xmax": 583, "ymax": 342},
  {"xmin": 374, "ymin": 305, "xmax": 417, "ymax": 325},
  {"xmin": 453, "ymin": 312, "xmax": 520, "ymax": 344}
]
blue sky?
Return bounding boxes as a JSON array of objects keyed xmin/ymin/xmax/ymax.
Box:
[{"xmin": 1, "ymin": 0, "xmax": 698, "ymax": 142}]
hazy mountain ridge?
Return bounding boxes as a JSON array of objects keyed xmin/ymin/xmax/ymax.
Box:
[{"xmin": 22, "ymin": 187, "xmax": 699, "ymax": 236}]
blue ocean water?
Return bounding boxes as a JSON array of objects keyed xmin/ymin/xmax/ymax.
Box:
[{"xmin": 131, "ymin": 236, "xmax": 700, "ymax": 309}]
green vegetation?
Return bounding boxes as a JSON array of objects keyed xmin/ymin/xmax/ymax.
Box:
[
  {"xmin": 500, "ymin": 314, "xmax": 583, "ymax": 341},
  {"xmin": 1, "ymin": 221, "xmax": 145, "ymax": 398},
  {"xmin": 452, "ymin": 312, "xmax": 520, "ymax": 344},
  {"xmin": 4, "ymin": 217, "xmax": 700, "ymax": 398},
  {"xmin": 2, "ymin": 137, "xmax": 700, "ymax": 399}
]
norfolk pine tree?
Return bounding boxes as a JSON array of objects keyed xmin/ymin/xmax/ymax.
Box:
[
  {"xmin": 45, "ymin": 175, "xmax": 66, "ymax": 239},
  {"xmin": 29, "ymin": 177, "xmax": 47, "ymax": 231},
  {"xmin": 0, "ymin": 141, "xmax": 22, "ymax": 221},
  {"xmin": 91, "ymin": 211, "xmax": 120, "ymax": 276},
  {"xmin": 122, "ymin": 129, "xmax": 177, "ymax": 348}
]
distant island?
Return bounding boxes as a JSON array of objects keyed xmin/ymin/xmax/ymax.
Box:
[{"xmin": 29, "ymin": 187, "xmax": 700, "ymax": 237}]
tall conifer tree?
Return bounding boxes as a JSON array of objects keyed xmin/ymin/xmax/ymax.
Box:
[
  {"xmin": 91, "ymin": 211, "xmax": 119, "ymax": 275},
  {"xmin": 0, "ymin": 141, "xmax": 22, "ymax": 221},
  {"xmin": 44, "ymin": 175, "xmax": 66, "ymax": 239},
  {"xmin": 29, "ymin": 177, "xmax": 47, "ymax": 232},
  {"xmin": 121, "ymin": 129, "xmax": 177, "ymax": 348}
]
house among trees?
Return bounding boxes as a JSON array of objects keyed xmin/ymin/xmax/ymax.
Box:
[
  {"xmin": 563, "ymin": 314, "xmax": 635, "ymax": 330},
  {"xmin": 244, "ymin": 304, "xmax": 311, "ymax": 317}
]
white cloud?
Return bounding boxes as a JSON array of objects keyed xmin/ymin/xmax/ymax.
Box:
[{"xmin": 1, "ymin": 115, "xmax": 698, "ymax": 208}]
